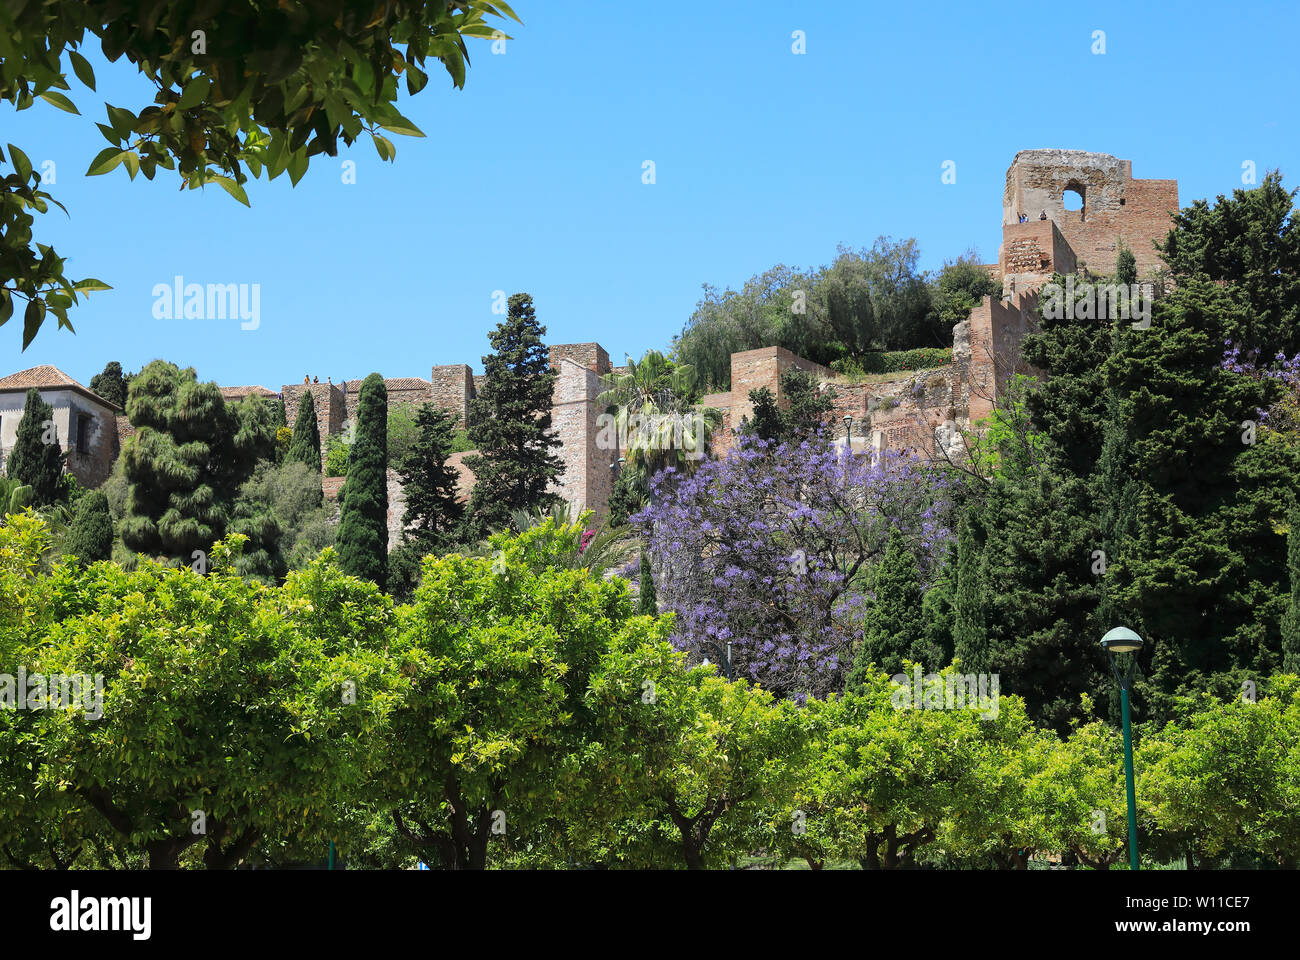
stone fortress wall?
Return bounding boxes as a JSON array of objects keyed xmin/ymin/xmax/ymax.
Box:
[{"xmin": 91, "ymin": 150, "xmax": 1179, "ymax": 547}]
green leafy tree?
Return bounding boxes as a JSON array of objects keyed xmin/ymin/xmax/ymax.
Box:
[
  {"xmin": 928, "ymin": 253, "xmax": 1002, "ymax": 337},
  {"xmin": 63, "ymin": 488, "xmax": 112, "ymax": 565},
  {"xmin": 5, "ymin": 388, "xmax": 64, "ymax": 505},
  {"xmin": 0, "ymin": 524, "xmax": 403, "ymax": 868},
  {"xmin": 465, "ymin": 293, "xmax": 564, "ymax": 528},
  {"xmin": 337, "ymin": 373, "xmax": 388, "ymax": 589},
  {"xmin": 1, "ymin": 1, "xmax": 520, "ymax": 347},
  {"xmin": 743, "ymin": 369, "xmax": 836, "ymax": 445},
  {"xmin": 585, "ymin": 637, "xmax": 812, "ymax": 869},
  {"xmin": 951, "ymin": 515, "xmax": 987, "ymax": 673},
  {"xmin": 385, "ymin": 519, "xmax": 665, "ymax": 869},
  {"xmin": 287, "ymin": 390, "xmax": 322, "ymax": 471}
]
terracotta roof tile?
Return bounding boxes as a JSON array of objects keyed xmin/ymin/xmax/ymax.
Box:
[{"xmin": 0, "ymin": 365, "xmax": 119, "ymax": 409}]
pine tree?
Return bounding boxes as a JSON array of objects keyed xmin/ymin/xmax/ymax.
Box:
[
  {"xmin": 388, "ymin": 404, "xmax": 465, "ymax": 599},
  {"xmin": 397, "ymin": 405, "xmax": 463, "ymax": 545},
  {"xmin": 64, "ymin": 489, "xmax": 113, "ymax": 565},
  {"xmin": 1282, "ymin": 505, "xmax": 1300, "ymax": 674},
  {"xmin": 338, "ymin": 373, "xmax": 388, "ymax": 589},
  {"xmin": 638, "ymin": 548, "xmax": 657, "ymax": 615},
  {"xmin": 846, "ymin": 528, "xmax": 924, "ymax": 689},
  {"xmin": 287, "ymin": 390, "xmax": 322, "ymax": 471},
  {"xmin": 120, "ymin": 361, "xmax": 273, "ymax": 560},
  {"xmin": 88, "ymin": 361, "xmax": 128, "ymax": 408},
  {"xmin": 6, "ymin": 388, "xmax": 64, "ymax": 505},
  {"xmin": 465, "ymin": 293, "xmax": 564, "ymax": 528}
]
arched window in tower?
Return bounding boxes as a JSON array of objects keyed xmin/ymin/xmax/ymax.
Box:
[{"xmin": 1063, "ymin": 182, "xmax": 1086, "ymax": 221}]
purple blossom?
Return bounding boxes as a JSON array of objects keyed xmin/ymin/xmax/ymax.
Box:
[{"xmin": 635, "ymin": 434, "xmax": 953, "ymax": 699}]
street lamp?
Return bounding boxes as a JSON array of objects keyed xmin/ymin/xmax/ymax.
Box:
[
  {"xmin": 843, "ymin": 415, "xmax": 853, "ymax": 445},
  {"xmin": 1100, "ymin": 626, "xmax": 1144, "ymax": 871},
  {"xmin": 700, "ymin": 640, "xmax": 734, "ymax": 680}
]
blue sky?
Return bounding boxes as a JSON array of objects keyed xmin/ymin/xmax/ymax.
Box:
[{"xmin": 4, "ymin": 0, "xmax": 1298, "ymax": 391}]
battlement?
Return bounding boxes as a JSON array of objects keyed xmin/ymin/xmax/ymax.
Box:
[{"xmin": 1003, "ymin": 149, "xmax": 1178, "ymax": 280}]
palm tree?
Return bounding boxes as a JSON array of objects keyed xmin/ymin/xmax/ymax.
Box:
[{"xmin": 597, "ymin": 350, "xmax": 722, "ymax": 505}]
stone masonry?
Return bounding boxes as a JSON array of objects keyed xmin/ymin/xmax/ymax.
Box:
[{"xmin": 35, "ymin": 150, "xmax": 1177, "ymax": 545}]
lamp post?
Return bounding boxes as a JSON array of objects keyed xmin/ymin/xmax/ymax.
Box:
[
  {"xmin": 843, "ymin": 415, "xmax": 853, "ymax": 446},
  {"xmin": 700, "ymin": 640, "xmax": 734, "ymax": 680},
  {"xmin": 1100, "ymin": 626, "xmax": 1144, "ymax": 871}
]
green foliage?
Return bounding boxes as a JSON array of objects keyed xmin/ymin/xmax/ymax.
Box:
[
  {"xmin": 951, "ymin": 515, "xmax": 987, "ymax": 674},
  {"xmin": 387, "ymin": 404, "xmax": 420, "ymax": 467},
  {"xmin": 119, "ymin": 361, "xmax": 274, "ymax": 563},
  {"xmin": 6, "ymin": 388, "xmax": 64, "ymax": 505},
  {"xmin": 385, "ymin": 518, "xmax": 666, "ymax": 869},
  {"xmin": 928, "ymin": 254, "xmax": 1001, "ymax": 334},
  {"xmin": 1284, "ymin": 507, "xmax": 1300, "ymax": 673},
  {"xmin": 1116, "ymin": 242, "xmax": 1137, "ymax": 286},
  {"xmin": 607, "ymin": 461, "xmax": 644, "ymax": 528},
  {"xmin": 63, "ymin": 488, "xmax": 112, "ymax": 565},
  {"xmin": 234, "ymin": 459, "xmax": 334, "ymax": 574},
  {"xmin": 0, "ymin": 519, "xmax": 403, "ymax": 868},
  {"xmin": 596, "ymin": 349, "xmax": 722, "ymax": 479},
  {"xmin": 87, "ymin": 360, "xmax": 127, "ymax": 407},
  {"xmin": 830, "ymin": 347, "xmax": 953, "ymax": 378},
  {"xmin": 846, "ymin": 529, "xmax": 927, "ymax": 686},
  {"xmin": 286, "ymin": 390, "xmax": 322, "ymax": 471},
  {"xmin": 638, "ymin": 548, "xmax": 657, "ymax": 615},
  {"xmin": 388, "ymin": 403, "xmax": 466, "ymax": 600},
  {"xmin": 324, "ymin": 433, "xmax": 350, "ymax": 477},
  {"xmin": 674, "ymin": 239, "xmax": 961, "ymax": 391},
  {"xmin": 0, "ymin": 1, "xmax": 520, "ymax": 346},
  {"xmin": 743, "ymin": 368, "xmax": 835, "ymax": 444},
  {"xmin": 337, "ymin": 373, "xmax": 388, "ymax": 589},
  {"xmin": 585, "ymin": 636, "xmax": 812, "ymax": 868},
  {"xmin": 465, "ymin": 293, "xmax": 564, "ymax": 528},
  {"xmin": 449, "ymin": 427, "xmax": 474, "ymax": 453}
]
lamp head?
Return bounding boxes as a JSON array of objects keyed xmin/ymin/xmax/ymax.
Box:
[{"xmin": 1100, "ymin": 626, "xmax": 1144, "ymax": 655}]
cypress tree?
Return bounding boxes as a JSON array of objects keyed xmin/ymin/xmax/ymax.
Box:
[
  {"xmin": 287, "ymin": 390, "xmax": 322, "ymax": 471},
  {"xmin": 88, "ymin": 361, "xmax": 128, "ymax": 408},
  {"xmin": 1281, "ymin": 506, "xmax": 1300, "ymax": 674},
  {"xmin": 465, "ymin": 293, "xmax": 564, "ymax": 528},
  {"xmin": 338, "ymin": 373, "xmax": 388, "ymax": 589},
  {"xmin": 6, "ymin": 388, "xmax": 64, "ymax": 505},
  {"xmin": 1116, "ymin": 242, "xmax": 1137, "ymax": 287},
  {"xmin": 846, "ymin": 528, "xmax": 924, "ymax": 690},
  {"xmin": 638, "ymin": 548, "xmax": 657, "ymax": 615},
  {"xmin": 64, "ymin": 489, "xmax": 113, "ymax": 565},
  {"xmin": 951, "ymin": 515, "xmax": 987, "ymax": 673}
]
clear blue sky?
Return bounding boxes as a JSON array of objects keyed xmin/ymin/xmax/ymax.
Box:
[{"xmin": 5, "ymin": 0, "xmax": 1298, "ymax": 391}]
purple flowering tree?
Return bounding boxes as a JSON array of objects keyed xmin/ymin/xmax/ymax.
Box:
[
  {"xmin": 1222, "ymin": 341, "xmax": 1300, "ymax": 439},
  {"xmin": 635, "ymin": 436, "xmax": 951, "ymax": 699}
]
